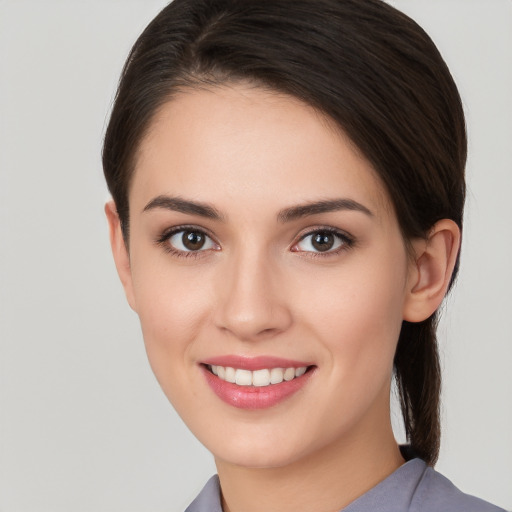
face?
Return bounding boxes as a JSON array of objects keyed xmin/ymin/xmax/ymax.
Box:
[{"xmin": 116, "ymin": 84, "xmax": 416, "ymax": 469}]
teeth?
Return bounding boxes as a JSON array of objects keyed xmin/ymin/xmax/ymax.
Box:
[
  {"xmin": 209, "ymin": 365, "xmax": 308, "ymax": 387},
  {"xmin": 225, "ymin": 366, "xmax": 236, "ymax": 383},
  {"xmin": 295, "ymin": 367, "xmax": 306, "ymax": 377},
  {"xmin": 283, "ymin": 367, "xmax": 295, "ymax": 381},
  {"xmin": 235, "ymin": 369, "xmax": 252, "ymax": 386},
  {"xmin": 270, "ymin": 368, "xmax": 284, "ymax": 384},
  {"xmin": 252, "ymin": 369, "xmax": 270, "ymax": 387}
]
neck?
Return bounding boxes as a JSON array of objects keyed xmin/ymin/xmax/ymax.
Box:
[{"xmin": 215, "ymin": 408, "xmax": 404, "ymax": 512}]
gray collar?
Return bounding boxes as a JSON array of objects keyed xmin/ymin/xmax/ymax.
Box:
[
  {"xmin": 185, "ymin": 459, "xmax": 427, "ymax": 512},
  {"xmin": 185, "ymin": 473, "xmax": 223, "ymax": 512}
]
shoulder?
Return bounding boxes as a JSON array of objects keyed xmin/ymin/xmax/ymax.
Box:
[
  {"xmin": 411, "ymin": 464, "xmax": 506, "ymax": 512},
  {"xmin": 185, "ymin": 463, "xmax": 507, "ymax": 512}
]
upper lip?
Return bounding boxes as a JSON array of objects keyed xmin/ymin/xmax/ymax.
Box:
[{"xmin": 201, "ymin": 355, "xmax": 313, "ymax": 371}]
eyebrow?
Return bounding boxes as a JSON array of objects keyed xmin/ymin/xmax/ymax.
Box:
[
  {"xmin": 143, "ymin": 195, "xmax": 373, "ymax": 222},
  {"xmin": 277, "ymin": 198, "xmax": 373, "ymax": 222},
  {"xmin": 143, "ymin": 195, "xmax": 224, "ymax": 220}
]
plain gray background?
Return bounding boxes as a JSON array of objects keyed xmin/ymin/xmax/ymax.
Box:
[{"xmin": 0, "ymin": 1, "xmax": 511, "ymax": 511}]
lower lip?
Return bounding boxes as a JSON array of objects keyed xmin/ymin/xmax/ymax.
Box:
[{"xmin": 202, "ymin": 366, "xmax": 314, "ymax": 410}]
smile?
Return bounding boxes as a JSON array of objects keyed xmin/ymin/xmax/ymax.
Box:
[
  {"xmin": 209, "ymin": 365, "xmax": 308, "ymax": 387},
  {"xmin": 201, "ymin": 356, "xmax": 315, "ymax": 410}
]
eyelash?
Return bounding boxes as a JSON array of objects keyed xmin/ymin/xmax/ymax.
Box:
[
  {"xmin": 156, "ymin": 225, "xmax": 219, "ymax": 260},
  {"xmin": 293, "ymin": 227, "xmax": 355, "ymax": 258},
  {"xmin": 156, "ymin": 225, "xmax": 355, "ymax": 260}
]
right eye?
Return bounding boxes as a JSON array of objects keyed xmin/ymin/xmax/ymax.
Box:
[{"xmin": 160, "ymin": 228, "xmax": 219, "ymax": 256}]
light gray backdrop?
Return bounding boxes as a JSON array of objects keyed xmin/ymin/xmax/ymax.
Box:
[{"xmin": 0, "ymin": 1, "xmax": 511, "ymax": 511}]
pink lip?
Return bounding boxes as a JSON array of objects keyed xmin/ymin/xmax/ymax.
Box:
[
  {"xmin": 200, "ymin": 356, "xmax": 315, "ymax": 410},
  {"xmin": 202, "ymin": 355, "xmax": 312, "ymax": 371}
]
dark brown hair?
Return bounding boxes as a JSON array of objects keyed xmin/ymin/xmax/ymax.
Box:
[{"xmin": 102, "ymin": 0, "xmax": 466, "ymax": 466}]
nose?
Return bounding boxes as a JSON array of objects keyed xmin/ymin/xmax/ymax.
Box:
[{"xmin": 213, "ymin": 248, "xmax": 293, "ymax": 342}]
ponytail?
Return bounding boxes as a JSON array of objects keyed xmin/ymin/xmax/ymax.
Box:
[{"xmin": 394, "ymin": 316, "xmax": 441, "ymax": 466}]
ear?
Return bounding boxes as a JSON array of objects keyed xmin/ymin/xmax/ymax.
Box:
[
  {"xmin": 403, "ymin": 219, "xmax": 461, "ymax": 322},
  {"xmin": 105, "ymin": 200, "xmax": 137, "ymax": 311}
]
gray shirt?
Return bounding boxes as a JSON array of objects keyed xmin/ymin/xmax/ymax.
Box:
[{"xmin": 185, "ymin": 458, "xmax": 506, "ymax": 512}]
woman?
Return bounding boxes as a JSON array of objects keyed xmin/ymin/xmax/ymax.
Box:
[{"xmin": 102, "ymin": 0, "xmax": 506, "ymax": 510}]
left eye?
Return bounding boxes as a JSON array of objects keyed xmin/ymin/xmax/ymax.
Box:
[
  {"xmin": 294, "ymin": 230, "xmax": 348, "ymax": 253},
  {"xmin": 167, "ymin": 229, "xmax": 217, "ymax": 252}
]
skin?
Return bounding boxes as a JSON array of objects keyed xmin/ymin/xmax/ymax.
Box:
[{"xmin": 107, "ymin": 83, "xmax": 460, "ymax": 512}]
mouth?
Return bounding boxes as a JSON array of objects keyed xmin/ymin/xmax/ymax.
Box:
[
  {"xmin": 200, "ymin": 357, "xmax": 316, "ymax": 410},
  {"xmin": 206, "ymin": 364, "xmax": 309, "ymax": 387}
]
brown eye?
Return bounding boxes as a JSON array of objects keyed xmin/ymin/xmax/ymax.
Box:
[
  {"xmin": 167, "ymin": 229, "xmax": 217, "ymax": 253},
  {"xmin": 294, "ymin": 229, "xmax": 351, "ymax": 254},
  {"xmin": 182, "ymin": 231, "xmax": 206, "ymax": 250},
  {"xmin": 311, "ymin": 232, "xmax": 335, "ymax": 251}
]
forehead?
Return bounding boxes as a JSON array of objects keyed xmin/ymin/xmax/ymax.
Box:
[{"xmin": 131, "ymin": 84, "xmax": 392, "ymax": 218}]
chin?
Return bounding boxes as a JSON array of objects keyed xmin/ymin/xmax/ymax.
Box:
[
  {"xmin": 213, "ymin": 444, "xmax": 301, "ymax": 469},
  {"xmin": 205, "ymin": 426, "xmax": 325, "ymax": 470}
]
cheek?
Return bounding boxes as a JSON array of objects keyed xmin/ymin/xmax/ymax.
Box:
[
  {"xmin": 299, "ymin": 248, "xmax": 407, "ymax": 376},
  {"xmin": 129, "ymin": 255, "xmax": 214, "ymax": 385}
]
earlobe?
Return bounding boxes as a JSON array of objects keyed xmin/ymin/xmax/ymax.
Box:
[
  {"xmin": 105, "ymin": 201, "xmax": 137, "ymax": 311},
  {"xmin": 403, "ymin": 219, "xmax": 461, "ymax": 322}
]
